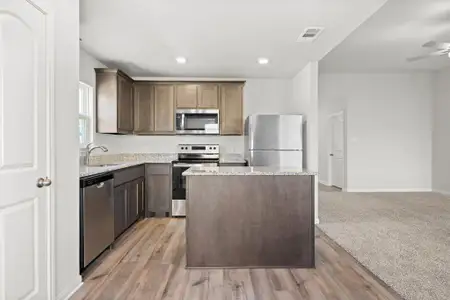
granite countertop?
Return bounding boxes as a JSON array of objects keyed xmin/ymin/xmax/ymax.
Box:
[
  {"xmin": 219, "ymin": 153, "xmax": 247, "ymax": 164},
  {"xmin": 183, "ymin": 166, "xmax": 317, "ymax": 176},
  {"xmin": 80, "ymin": 152, "xmax": 248, "ymax": 178},
  {"xmin": 80, "ymin": 162, "xmax": 145, "ymax": 178},
  {"xmin": 79, "ymin": 153, "xmax": 177, "ymax": 178}
]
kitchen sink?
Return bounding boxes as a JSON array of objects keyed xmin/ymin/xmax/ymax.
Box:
[{"xmin": 88, "ymin": 164, "xmax": 120, "ymax": 168}]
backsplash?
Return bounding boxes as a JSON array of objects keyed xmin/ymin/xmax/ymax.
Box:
[
  {"xmin": 86, "ymin": 153, "xmax": 178, "ymax": 165},
  {"xmin": 94, "ymin": 134, "xmax": 245, "ymax": 154}
]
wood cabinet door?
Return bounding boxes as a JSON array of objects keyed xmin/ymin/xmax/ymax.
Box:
[
  {"xmin": 147, "ymin": 175, "xmax": 171, "ymax": 217},
  {"xmin": 137, "ymin": 178, "xmax": 145, "ymax": 217},
  {"xmin": 117, "ymin": 75, "xmax": 134, "ymax": 132},
  {"xmin": 154, "ymin": 85, "xmax": 175, "ymax": 133},
  {"xmin": 220, "ymin": 84, "xmax": 244, "ymax": 135},
  {"xmin": 133, "ymin": 83, "xmax": 154, "ymax": 134},
  {"xmin": 176, "ymin": 84, "xmax": 198, "ymax": 108},
  {"xmin": 127, "ymin": 180, "xmax": 140, "ymax": 226},
  {"xmin": 198, "ymin": 84, "xmax": 219, "ymax": 109},
  {"xmin": 114, "ymin": 184, "xmax": 128, "ymax": 239}
]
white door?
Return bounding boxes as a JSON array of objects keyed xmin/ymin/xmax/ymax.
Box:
[
  {"xmin": 330, "ymin": 112, "xmax": 344, "ymax": 188},
  {"xmin": 0, "ymin": 0, "xmax": 53, "ymax": 299}
]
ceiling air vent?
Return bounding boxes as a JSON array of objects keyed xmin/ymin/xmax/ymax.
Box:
[{"xmin": 297, "ymin": 27, "xmax": 324, "ymax": 42}]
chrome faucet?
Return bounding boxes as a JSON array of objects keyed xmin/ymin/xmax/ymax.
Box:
[{"xmin": 85, "ymin": 143, "xmax": 108, "ymax": 165}]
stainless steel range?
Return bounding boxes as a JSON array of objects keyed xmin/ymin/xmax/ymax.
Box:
[{"xmin": 172, "ymin": 144, "xmax": 219, "ymax": 217}]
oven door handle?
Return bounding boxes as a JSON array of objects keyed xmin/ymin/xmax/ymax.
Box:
[{"xmin": 174, "ymin": 163, "xmax": 217, "ymax": 167}]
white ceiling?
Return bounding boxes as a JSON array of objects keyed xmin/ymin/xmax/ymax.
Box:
[
  {"xmin": 320, "ymin": 0, "xmax": 450, "ymax": 73},
  {"xmin": 80, "ymin": 0, "xmax": 387, "ymax": 78}
]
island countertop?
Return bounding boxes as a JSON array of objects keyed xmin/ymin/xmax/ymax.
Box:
[{"xmin": 183, "ymin": 166, "xmax": 317, "ymax": 176}]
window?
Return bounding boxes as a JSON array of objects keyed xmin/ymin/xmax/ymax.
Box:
[{"xmin": 79, "ymin": 82, "xmax": 93, "ymax": 147}]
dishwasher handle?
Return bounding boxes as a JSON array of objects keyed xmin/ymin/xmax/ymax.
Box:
[{"xmin": 80, "ymin": 173, "xmax": 114, "ymax": 188}]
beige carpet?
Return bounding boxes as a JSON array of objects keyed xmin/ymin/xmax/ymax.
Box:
[{"xmin": 318, "ymin": 189, "xmax": 450, "ymax": 300}]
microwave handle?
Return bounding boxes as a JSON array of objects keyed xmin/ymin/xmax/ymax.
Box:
[{"xmin": 181, "ymin": 114, "xmax": 185, "ymax": 130}]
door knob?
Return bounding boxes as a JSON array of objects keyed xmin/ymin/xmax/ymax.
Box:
[{"xmin": 37, "ymin": 177, "xmax": 52, "ymax": 188}]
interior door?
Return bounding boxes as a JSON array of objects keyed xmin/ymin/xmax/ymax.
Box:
[
  {"xmin": 0, "ymin": 1, "xmax": 52, "ymax": 299},
  {"xmin": 330, "ymin": 113, "xmax": 344, "ymax": 188}
]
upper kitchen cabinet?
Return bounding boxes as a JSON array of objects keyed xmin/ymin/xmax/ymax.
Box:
[
  {"xmin": 96, "ymin": 69, "xmax": 134, "ymax": 134},
  {"xmin": 198, "ymin": 84, "xmax": 219, "ymax": 109},
  {"xmin": 133, "ymin": 83, "xmax": 154, "ymax": 134},
  {"xmin": 220, "ymin": 83, "xmax": 244, "ymax": 135},
  {"xmin": 175, "ymin": 83, "xmax": 220, "ymax": 109},
  {"xmin": 153, "ymin": 84, "xmax": 175, "ymax": 133},
  {"xmin": 176, "ymin": 84, "xmax": 198, "ymax": 109},
  {"xmin": 134, "ymin": 83, "xmax": 176, "ymax": 135}
]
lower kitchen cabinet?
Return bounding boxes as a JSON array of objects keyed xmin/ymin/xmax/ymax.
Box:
[
  {"xmin": 126, "ymin": 181, "xmax": 138, "ymax": 226},
  {"xmin": 128, "ymin": 177, "xmax": 145, "ymax": 223},
  {"xmin": 114, "ymin": 175, "xmax": 145, "ymax": 239},
  {"xmin": 146, "ymin": 164, "xmax": 172, "ymax": 217},
  {"xmin": 114, "ymin": 184, "xmax": 128, "ymax": 239}
]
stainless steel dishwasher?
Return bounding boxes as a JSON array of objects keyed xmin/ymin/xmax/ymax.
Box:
[{"xmin": 80, "ymin": 173, "xmax": 114, "ymax": 270}]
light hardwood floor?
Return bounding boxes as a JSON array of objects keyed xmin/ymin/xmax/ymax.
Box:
[{"xmin": 71, "ymin": 219, "xmax": 403, "ymax": 300}]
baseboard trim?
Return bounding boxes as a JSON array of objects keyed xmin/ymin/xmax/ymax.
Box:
[
  {"xmin": 319, "ymin": 180, "xmax": 330, "ymax": 186},
  {"xmin": 433, "ymin": 189, "xmax": 450, "ymax": 196},
  {"xmin": 57, "ymin": 276, "xmax": 83, "ymax": 300},
  {"xmin": 346, "ymin": 188, "xmax": 432, "ymax": 193}
]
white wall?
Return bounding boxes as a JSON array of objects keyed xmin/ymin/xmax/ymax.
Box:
[
  {"xmin": 432, "ymin": 68, "xmax": 450, "ymax": 194},
  {"xmin": 292, "ymin": 62, "xmax": 319, "ymax": 223},
  {"xmin": 80, "ymin": 48, "xmax": 106, "ymax": 88},
  {"xmin": 94, "ymin": 78, "xmax": 295, "ymax": 154},
  {"xmin": 52, "ymin": 0, "xmax": 82, "ymax": 299},
  {"xmin": 292, "ymin": 62, "xmax": 319, "ymax": 172},
  {"xmin": 319, "ymin": 72, "xmax": 433, "ymax": 192}
]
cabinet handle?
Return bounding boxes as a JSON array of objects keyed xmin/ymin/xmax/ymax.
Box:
[
  {"xmin": 125, "ymin": 189, "xmax": 128, "ymax": 221},
  {"xmin": 136, "ymin": 184, "xmax": 139, "ymax": 215},
  {"xmin": 141, "ymin": 182, "xmax": 144, "ymax": 211}
]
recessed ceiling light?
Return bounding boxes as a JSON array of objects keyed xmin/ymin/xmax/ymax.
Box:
[
  {"xmin": 176, "ymin": 57, "xmax": 187, "ymax": 64},
  {"xmin": 258, "ymin": 58, "xmax": 269, "ymax": 65}
]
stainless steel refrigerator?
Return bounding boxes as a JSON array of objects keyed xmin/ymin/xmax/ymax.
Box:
[{"xmin": 245, "ymin": 114, "xmax": 304, "ymax": 167}]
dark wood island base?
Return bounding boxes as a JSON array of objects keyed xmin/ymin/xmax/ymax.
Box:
[{"xmin": 184, "ymin": 167, "xmax": 316, "ymax": 269}]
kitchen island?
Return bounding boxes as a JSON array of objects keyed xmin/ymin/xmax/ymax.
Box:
[{"xmin": 183, "ymin": 166, "xmax": 316, "ymax": 268}]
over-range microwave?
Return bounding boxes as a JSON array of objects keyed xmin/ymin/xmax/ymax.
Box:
[{"xmin": 176, "ymin": 109, "xmax": 220, "ymax": 135}]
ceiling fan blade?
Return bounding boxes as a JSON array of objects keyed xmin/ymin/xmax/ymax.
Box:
[
  {"xmin": 422, "ymin": 41, "xmax": 450, "ymax": 49},
  {"xmin": 407, "ymin": 50, "xmax": 449, "ymax": 62}
]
